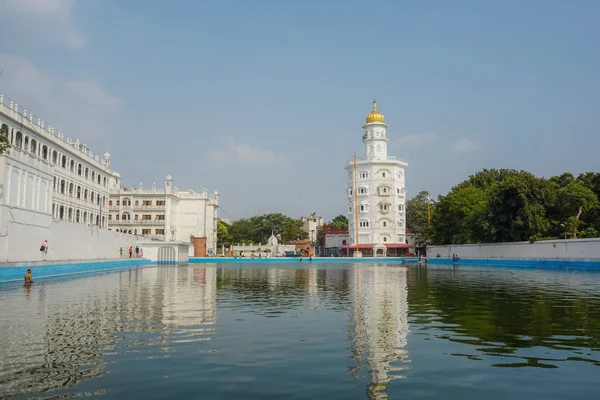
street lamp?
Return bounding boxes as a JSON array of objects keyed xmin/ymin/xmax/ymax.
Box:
[{"xmin": 560, "ymin": 223, "xmax": 567, "ymax": 240}]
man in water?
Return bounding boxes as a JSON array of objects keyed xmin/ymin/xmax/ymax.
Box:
[{"xmin": 24, "ymin": 269, "xmax": 33, "ymax": 284}]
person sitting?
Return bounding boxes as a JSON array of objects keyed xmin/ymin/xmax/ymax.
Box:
[{"xmin": 24, "ymin": 269, "xmax": 33, "ymax": 284}]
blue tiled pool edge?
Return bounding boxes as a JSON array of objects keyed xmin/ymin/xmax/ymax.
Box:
[
  {"xmin": 190, "ymin": 256, "xmax": 600, "ymax": 270},
  {"xmin": 0, "ymin": 259, "xmax": 152, "ymax": 288},
  {"xmin": 427, "ymin": 257, "xmax": 600, "ymax": 270}
]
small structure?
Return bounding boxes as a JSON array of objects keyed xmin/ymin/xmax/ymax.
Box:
[
  {"xmin": 230, "ymin": 232, "xmax": 295, "ymax": 257},
  {"xmin": 319, "ymin": 224, "xmax": 351, "ymax": 257}
]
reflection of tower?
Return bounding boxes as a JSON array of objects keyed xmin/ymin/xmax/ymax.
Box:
[{"xmin": 350, "ymin": 265, "xmax": 410, "ymax": 400}]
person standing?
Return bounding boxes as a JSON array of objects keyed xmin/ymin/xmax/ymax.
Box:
[
  {"xmin": 119, "ymin": 247, "xmax": 123, "ymax": 258},
  {"xmin": 40, "ymin": 240, "xmax": 48, "ymax": 261},
  {"xmin": 24, "ymin": 269, "xmax": 33, "ymax": 284},
  {"xmin": 135, "ymin": 246, "xmax": 139, "ymax": 258},
  {"xmin": 128, "ymin": 246, "xmax": 133, "ymax": 258}
]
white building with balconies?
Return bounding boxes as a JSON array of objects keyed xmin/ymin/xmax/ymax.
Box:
[
  {"xmin": 108, "ymin": 176, "xmax": 218, "ymax": 256},
  {"xmin": 343, "ymin": 100, "xmax": 412, "ymax": 257}
]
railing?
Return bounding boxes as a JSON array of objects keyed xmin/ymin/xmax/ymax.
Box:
[
  {"xmin": 0, "ymin": 93, "xmax": 112, "ymax": 172},
  {"xmin": 345, "ymin": 155, "xmax": 408, "ymax": 164}
]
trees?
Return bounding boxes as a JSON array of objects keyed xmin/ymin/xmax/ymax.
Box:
[
  {"xmin": 429, "ymin": 169, "xmax": 600, "ymax": 244},
  {"xmin": 0, "ymin": 125, "xmax": 9, "ymax": 155},
  {"xmin": 219, "ymin": 213, "xmax": 307, "ymax": 245},
  {"xmin": 329, "ymin": 215, "xmax": 348, "ymax": 231}
]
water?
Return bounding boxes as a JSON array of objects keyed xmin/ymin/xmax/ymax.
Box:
[{"xmin": 1, "ymin": 263, "xmax": 599, "ymax": 399}]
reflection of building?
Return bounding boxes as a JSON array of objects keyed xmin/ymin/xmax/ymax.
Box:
[
  {"xmin": 350, "ymin": 265, "xmax": 410, "ymax": 399},
  {"xmin": 0, "ymin": 266, "xmax": 217, "ymax": 398},
  {"xmin": 343, "ymin": 100, "xmax": 412, "ymax": 257},
  {"xmin": 108, "ymin": 175, "xmax": 219, "ymax": 256}
]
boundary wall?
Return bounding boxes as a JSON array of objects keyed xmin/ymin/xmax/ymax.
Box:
[
  {"xmin": 427, "ymin": 238, "xmax": 600, "ymax": 261},
  {"xmin": 0, "ymin": 205, "xmax": 142, "ymax": 262}
]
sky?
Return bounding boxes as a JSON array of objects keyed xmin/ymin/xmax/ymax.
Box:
[{"xmin": 1, "ymin": 0, "xmax": 599, "ymax": 221}]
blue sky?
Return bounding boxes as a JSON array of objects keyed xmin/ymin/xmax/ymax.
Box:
[{"xmin": 1, "ymin": 0, "xmax": 599, "ymax": 221}]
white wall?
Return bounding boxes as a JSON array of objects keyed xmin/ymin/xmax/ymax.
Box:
[
  {"xmin": 325, "ymin": 233, "xmax": 351, "ymax": 248},
  {"xmin": 0, "ymin": 204, "xmax": 142, "ymax": 262},
  {"xmin": 428, "ymin": 238, "xmax": 600, "ymax": 260}
]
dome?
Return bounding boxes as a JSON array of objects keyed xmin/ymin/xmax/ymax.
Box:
[
  {"xmin": 365, "ymin": 99, "xmax": 385, "ymax": 124},
  {"xmin": 166, "ymin": 175, "xmax": 172, "ymax": 181},
  {"xmin": 103, "ymin": 152, "xmax": 111, "ymax": 158}
]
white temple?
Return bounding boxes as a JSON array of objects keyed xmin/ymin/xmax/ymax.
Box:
[{"xmin": 343, "ymin": 100, "xmax": 411, "ymax": 257}]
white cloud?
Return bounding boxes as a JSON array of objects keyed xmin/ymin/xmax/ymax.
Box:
[
  {"xmin": 395, "ymin": 133, "xmax": 439, "ymax": 147},
  {"xmin": 0, "ymin": 0, "xmax": 83, "ymax": 48},
  {"xmin": 207, "ymin": 136, "xmax": 285, "ymax": 166},
  {"xmin": 0, "ymin": 54, "xmax": 121, "ymax": 143},
  {"xmin": 452, "ymin": 138, "xmax": 482, "ymax": 153}
]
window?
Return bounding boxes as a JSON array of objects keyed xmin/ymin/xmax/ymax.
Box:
[
  {"xmin": 108, "ymin": 215, "xmax": 112, "ymax": 220},
  {"xmin": 382, "ymin": 172, "xmax": 386, "ymax": 178},
  {"xmin": 135, "ymin": 215, "xmax": 139, "ymax": 220},
  {"xmin": 359, "ymin": 220, "xmax": 370, "ymax": 228},
  {"xmin": 359, "ymin": 188, "xmax": 367, "ymax": 195},
  {"xmin": 348, "ymin": 206, "xmax": 352, "ymax": 213},
  {"xmin": 398, "ymin": 205, "xmax": 404, "ymax": 211},
  {"xmin": 156, "ymin": 200, "xmax": 165, "ymax": 206},
  {"xmin": 155, "ymin": 215, "xmax": 165, "ymax": 220},
  {"xmin": 156, "ymin": 229, "xmax": 165, "ymax": 235},
  {"xmin": 78, "ymin": 164, "xmax": 82, "ymax": 176},
  {"xmin": 360, "ymin": 172, "xmax": 368, "ymax": 179},
  {"xmin": 380, "ymin": 204, "xmax": 389, "ymax": 212},
  {"xmin": 382, "ymin": 221, "xmax": 387, "ymax": 227},
  {"xmin": 143, "ymin": 200, "xmax": 152, "ymax": 206},
  {"xmin": 348, "ymin": 189, "xmax": 353, "ymax": 196},
  {"xmin": 142, "ymin": 229, "xmax": 151, "ymax": 235},
  {"xmin": 76, "ymin": 186, "xmax": 81, "ymax": 199},
  {"xmin": 397, "ymin": 188, "xmax": 400, "ymax": 194},
  {"xmin": 116, "ymin": 200, "xmax": 120, "ymax": 206},
  {"xmin": 360, "ymin": 205, "xmax": 364, "ymax": 212},
  {"xmin": 142, "ymin": 214, "xmax": 151, "ymax": 220},
  {"xmin": 115, "ymin": 214, "xmax": 119, "ymax": 220},
  {"xmin": 135, "ymin": 200, "xmax": 139, "ymax": 205}
]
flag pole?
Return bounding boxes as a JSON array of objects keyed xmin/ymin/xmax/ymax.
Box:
[{"xmin": 353, "ymin": 153, "xmax": 359, "ymax": 253}]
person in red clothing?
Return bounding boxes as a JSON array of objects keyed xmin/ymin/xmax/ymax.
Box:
[{"xmin": 128, "ymin": 246, "xmax": 133, "ymax": 258}]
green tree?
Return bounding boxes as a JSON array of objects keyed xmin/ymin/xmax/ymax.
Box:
[
  {"xmin": 329, "ymin": 215, "xmax": 348, "ymax": 231},
  {"xmin": 554, "ymin": 181, "xmax": 599, "ymax": 238},
  {"xmin": 217, "ymin": 220, "xmax": 232, "ymax": 246},
  {"xmin": 0, "ymin": 125, "xmax": 9, "ymax": 155},
  {"xmin": 226, "ymin": 213, "xmax": 307, "ymax": 244}
]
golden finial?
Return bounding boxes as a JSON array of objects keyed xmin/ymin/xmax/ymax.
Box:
[{"xmin": 366, "ymin": 97, "xmax": 385, "ymax": 124}]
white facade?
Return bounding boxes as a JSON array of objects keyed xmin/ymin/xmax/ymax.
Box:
[
  {"xmin": 230, "ymin": 233, "xmax": 296, "ymax": 257},
  {"xmin": 345, "ymin": 100, "xmax": 408, "ymax": 246},
  {"xmin": 0, "ymin": 94, "xmax": 116, "ymax": 230},
  {"xmin": 108, "ymin": 176, "xmax": 219, "ymax": 255},
  {"xmin": 300, "ymin": 215, "xmax": 324, "ymax": 243}
]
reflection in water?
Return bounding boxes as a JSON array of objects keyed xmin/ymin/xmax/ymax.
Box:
[
  {"xmin": 0, "ymin": 267, "xmax": 217, "ymax": 398},
  {"xmin": 1, "ymin": 264, "xmax": 600, "ymax": 399},
  {"xmin": 350, "ymin": 266, "xmax": 410, "ymax": 399}
]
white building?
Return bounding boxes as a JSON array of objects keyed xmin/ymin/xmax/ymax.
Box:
[
  {"xmin": 108, "ymin": 176, "xmax": 219, "ymax": 256},
  {"xmin": 343, "ymin": 100, "xmax": 411, "ymax": 257},
  {"xmin": 230, "ymin": 232, "xmax": 296, "ymax": 257},
  {"xmin": 300, "ymin": 214, "xmax": 324, "ymax": 243},
  {"xmin": 0, "ymin": 93, "xmax": 143, "ymax": 262},
  {"xmin": 0, "ymin": 94, "xmax": 115, "ymax": 228}
]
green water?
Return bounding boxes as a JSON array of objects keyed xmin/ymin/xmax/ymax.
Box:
[{"xmin": 1, "ymin": 263, "xmax": 599, "ymax": 399}]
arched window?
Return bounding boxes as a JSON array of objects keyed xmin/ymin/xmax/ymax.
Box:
[
  {"xmin": 60, "ymin": 180, "xmax": 66, "ymax": 194},
  {"xmin": 359, "ymin": 220, "xmax": 370, "ymax": 228},
  {"xmin": 78, "ymin": 164, "xmax": 82, "ymax": 176},
  {"xmin": 61, "ymin": 155, "xmax": 67, "ymax": 168},
  {"xmin": 97, "ymin": 175, "xmax": 101, "ymax": 185},
  {"xmin": 103, "ymin": 177, "xmax": 107, "ymax": 187},
  {"xmin": 84, "ymin": 188, "xmax": 88, "ymax": 201},
  {"xmin": 52, "ymin": 150, "xmax": 58, "ymax": 164},
  {"xmin": 59, "ymin": 205, "xmax": 65, "ymax": 219},
  {"xmin": 97, "ymin": 194, "xmax": 101, "ymax": 205},
  {"xmin": 83, "ymin": 211, "xmax": 88, "ymax": 224},
  {"xmin": 68, "ymin": 208, "xmax": 73, "ymax": 221},
  {"xmin": 91, "ymin": 171, "xmax": 96, "ymax": 182},
  {"xmin": 77, "ymin": 186, "xmax": 81, "ymax": 199},
  {"xmin": 383, "ymin": 236, "xmax": 388, "ymax": 242},
  {"xmin": 30, "ymin": 139, "xmax": 37, "ymax": 154},
  {"xmin": 42, "ymin": 145, "xmax": 48, "ymax": 160},
  {"xmin": 70, "ymin": 160, "xmax": 75, "ymax": 172},
  {"xmin": 24, "ymin": 136, "xmax": 29, "ymax": 151},
  {"xmin": 69, "ymin": 183, "xmax": 74, "ymax": 197},
  {"xmin": 15, "ymin": 132, "xmax": 23, "ymax": 149},
  {"xmin": 76, "ymin": 209, "xmax": 81, "ymax": 223}
]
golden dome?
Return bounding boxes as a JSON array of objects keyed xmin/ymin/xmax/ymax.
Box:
[{"xmin": 366, "ymin": 98, "xmax": 385, "ymax": 124}]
